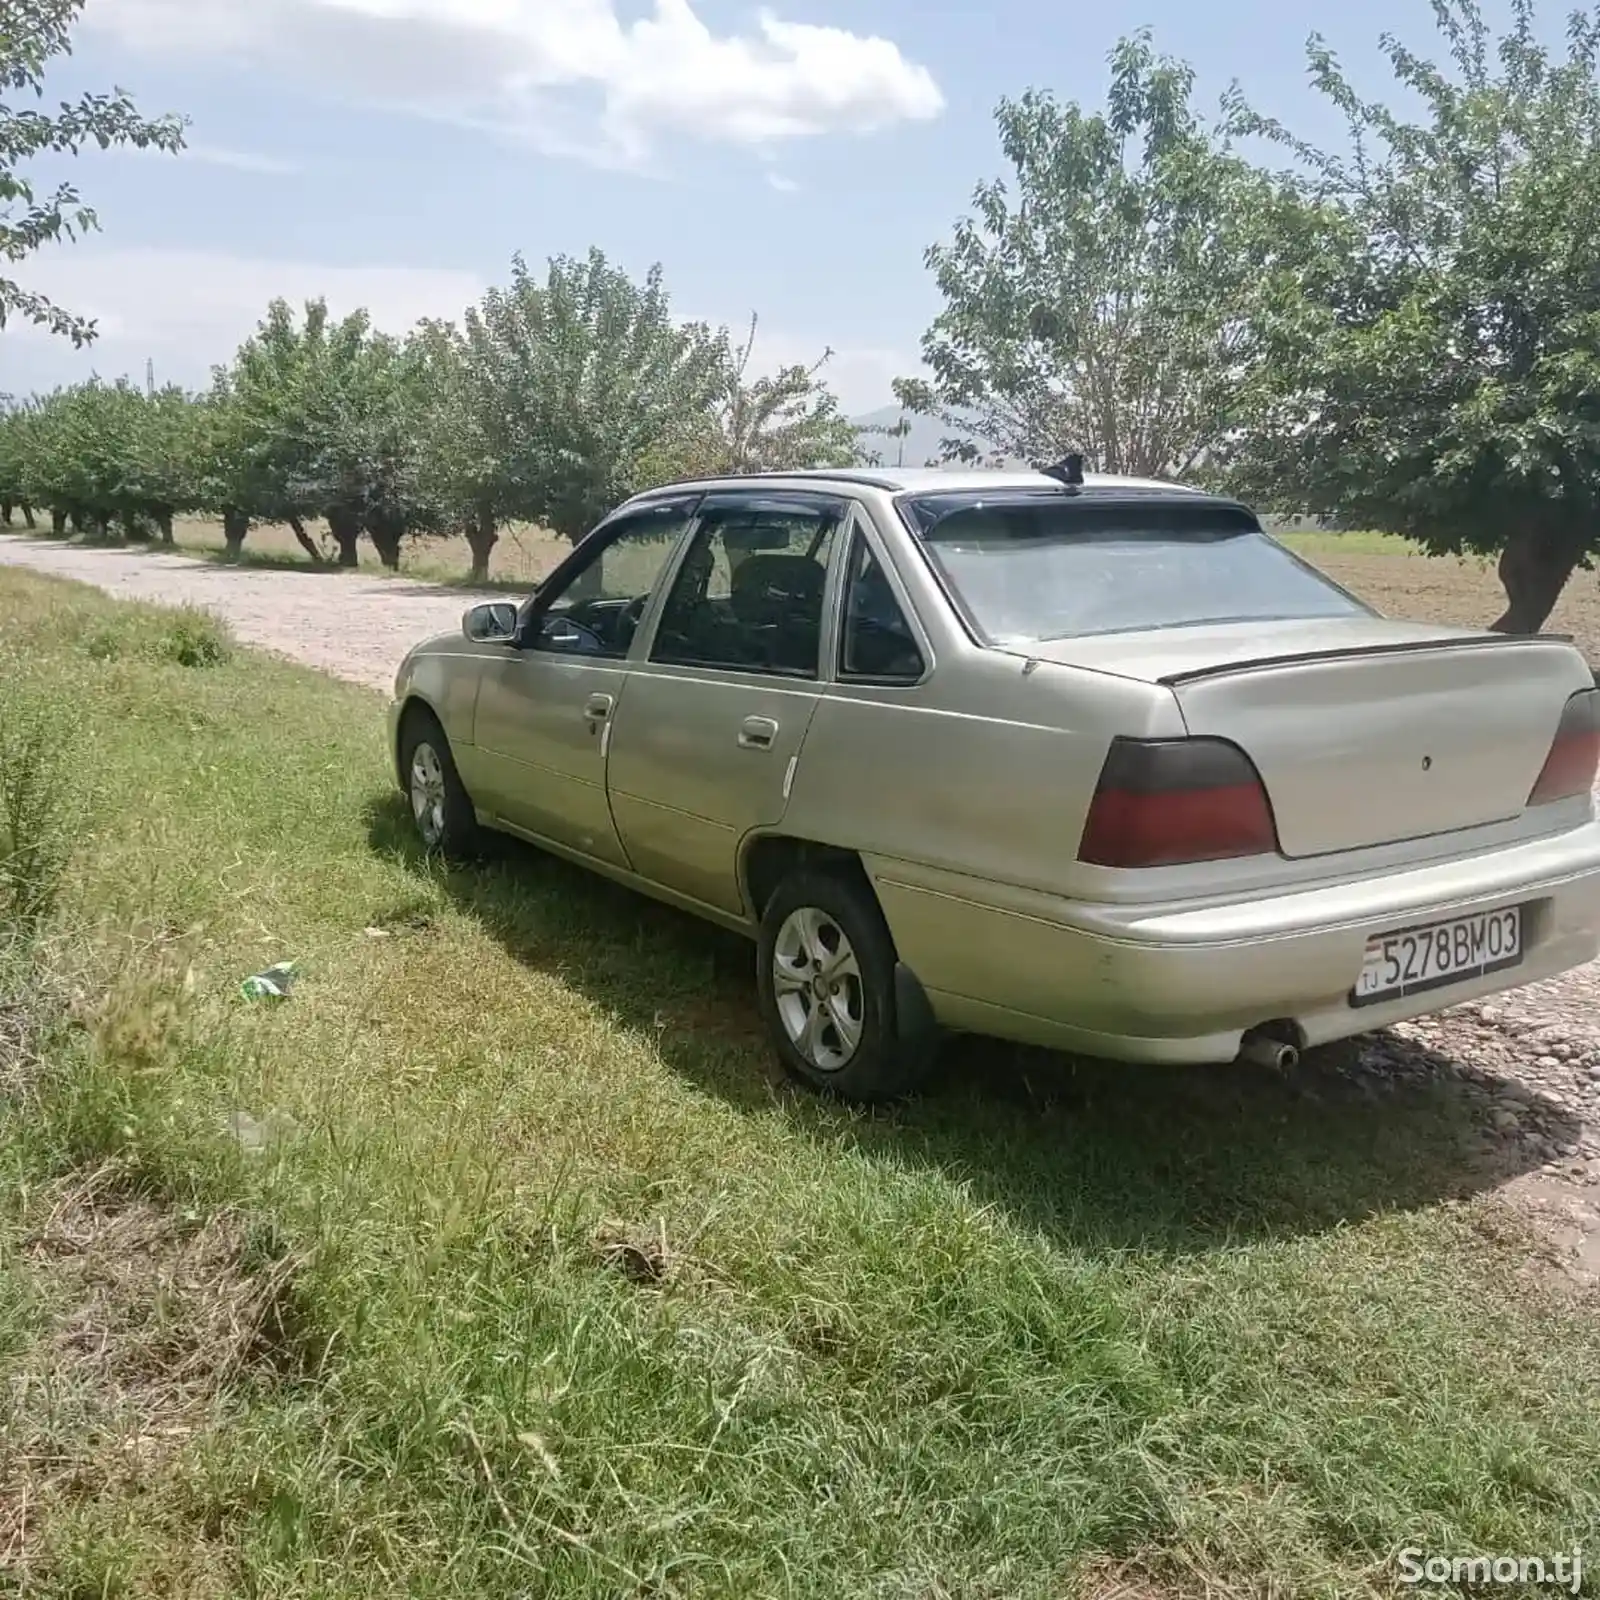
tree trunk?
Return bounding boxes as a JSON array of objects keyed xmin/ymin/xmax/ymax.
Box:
[
  {"xmin": 222, "ymin": 506, "xmax": 250, "ymax": 559},
  {"xmin": 1, "ymin": 501, "xmax": 11, "ymax": 527},
  {"xmin": 51, "ymin": 507, "xmax": 67, "ymax": 536},
  {"xmin": 326, "ymin": 506, "xmax": 362, "ymax": 568},
  {"xmin": 155, "ymin": 507, "xmax": 174, "ymax": 546},
  {"xmin": 1489, "ymin": 527, "xmax": 1585, "ymax": 635},
  {"xmin": 67, "ymin": 509, "xmax": 83, "ymax": 535},
  {"xmin": 286, "ymin": 515, "xmax": 322, "ymax": 564},
  {"xmin": 21, "ymin": 501, "xmax": 33, "ymax": 531},
  {"xmin": 367, "ymin": 511, "xmax": 405, "ymax": 571},
  {"xmin": 466, "ymin": 509, "xmax": 498, "ymax": 584}
]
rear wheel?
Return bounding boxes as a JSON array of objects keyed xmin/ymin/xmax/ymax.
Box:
[
  {"xmin": 399, "ymin": 710, "xmax": 479, "ymax": 857},
  {"xmin": 756, "ymin": 868, "xmax": 932, "ymax": 1102}
]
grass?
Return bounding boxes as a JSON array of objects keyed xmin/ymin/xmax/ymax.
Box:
[{"xmin": 0, "ymin": 571, "xmax": 1598, "ymax": 1595}]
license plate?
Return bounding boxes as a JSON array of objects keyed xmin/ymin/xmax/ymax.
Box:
[{"xmin": 1351, "ymin": 906, "xmax": 1523, "ymax": 1007}]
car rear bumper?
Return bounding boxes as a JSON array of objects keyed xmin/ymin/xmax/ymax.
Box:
[{"xmin": 867, "ymin": 819, "xmax": 1600, "ymax": 1063}]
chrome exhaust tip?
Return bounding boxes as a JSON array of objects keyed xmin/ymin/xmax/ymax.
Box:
[{"xmin": 1238, "ymin": 1029, "xmax": 1300, "ymax": 1072}]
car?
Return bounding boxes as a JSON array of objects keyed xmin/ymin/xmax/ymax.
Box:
[{"xmin": 387, "ymin": 464, "xmax": 1600, "ymax": 1101}]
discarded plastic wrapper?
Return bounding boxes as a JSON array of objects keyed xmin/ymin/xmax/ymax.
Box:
[{"xmin": 240, "ymin": 961, "xmax": 298, "ymax": 1001}]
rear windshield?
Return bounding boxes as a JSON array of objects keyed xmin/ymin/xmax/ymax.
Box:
[{"xmin": 899, "ymin": 492, "xmax": 1370, "ymax": 645}]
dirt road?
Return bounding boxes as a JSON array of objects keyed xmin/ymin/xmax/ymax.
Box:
[
  {"xmin": 4, "ymin": 534, "xmax": 1600, "ymax": 1283},
  {"xmin": 0, "ymin": 538, "xmax": 473, "ymax": 692}
]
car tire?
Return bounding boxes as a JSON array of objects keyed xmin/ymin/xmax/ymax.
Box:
[
  {"xmin": 399, "ymin": 709, "xmax": 480, "ymax": 858},
  {"xmin": 756, "ymin": 867, "xmax": 933, "ymax": 1102}
]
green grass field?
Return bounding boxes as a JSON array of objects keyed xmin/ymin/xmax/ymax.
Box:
[{"xmin": 3, "ymin": 570, "xmax": 1600, "ymax": 1596}]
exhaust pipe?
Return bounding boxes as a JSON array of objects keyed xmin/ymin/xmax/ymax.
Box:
[{"xmin": 1238, "ymin": 1027, "xmax": 1300, "ymax": 1072}]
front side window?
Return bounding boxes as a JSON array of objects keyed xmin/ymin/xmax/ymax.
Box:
[
  {"xmin": 652, "ymin": 497, "xmax": 842, "ymax": 677},
  {"xmin": 840, "ymin": 536, "xmax": 925, "ymax": 681},
  {"xmin": 531, "ymin": 500, "xmax": 694, "ymax": 658},
  {"xmin": 900, "ymin": 492, "xmax": 1370, "ymax": 646}
]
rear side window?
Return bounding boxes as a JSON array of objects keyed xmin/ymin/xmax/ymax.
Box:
[
  {"xmin": 840, "ymin": 538, "xmax": 924, "ymax": 682},
  {"xmin": 652, "ymin": 498, "xmax": 841, "ymax": 677},
  {"xmin": 900, "ymin": 493, "xmax": 1369, "ymax": 645}
]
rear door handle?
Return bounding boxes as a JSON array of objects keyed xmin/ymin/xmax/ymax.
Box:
[
  {"xmin": 738, "ymin": 715, "xmax": 779, "ymax": 750},
  {"xmin": 583, "ymin": 693, "xmax": 615, "ymax": 722}
]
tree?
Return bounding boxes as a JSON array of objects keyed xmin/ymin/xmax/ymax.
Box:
[
  {"xmin": 4, "ymin": 380, "xmax": 200, "ymax": 539},
  {"xmin": 411, "ymin": 318, "xmax": 515, "ymax": 583},
  {"xmin": 188, "ymin": 375, "xmax": 270, "ymax": 560},
  {"xmin": 466, "ymin": 250, "xmax": 730, "ymax": 543},
  {"xmin": 3, "ymin": 1, "xmax": 184, "ymax": 344},
  {"xmin": 681, "ymin": 314, "xmax": 862, "ymax": 476},
  {"xmin": 899, "ymin": 33, "xmax": 1292, "ymax": 475},
  {"xmin": 0, "ymin": 401, "xmax": 37, "ymax": 527},
  {"xmin": 217, "ymin": 300, "xmax": 331, "ymax": 560},
  {"xmin": 1220, "ymin": 0, "xmax": 1600, "ymax": 634},
  {"xmin": 219, "ymin": 299, "xmax": 437, "ymax": 567},
  {"xmin": 16, "ymin": 384, "xmax": 113, "ymax": 532},
  {"xmin": 113, "ymin": 383, "xmax": 202, "ymax": 542}
]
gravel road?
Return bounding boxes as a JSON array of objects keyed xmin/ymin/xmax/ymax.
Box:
[
  {"xmin": 5, "ymin": 535, "xmax": 1600, "ymax": 1284},
  {"xmin": 0, "ymin": 539, "xmax": 473, "ymax": 692}
]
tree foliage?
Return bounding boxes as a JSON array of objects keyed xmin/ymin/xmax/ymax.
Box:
[
  {"xmin": 1220, "ymin": 0, "xmax": 1600, "ymax": 632},
  {"xmin": 463, "ymin": 250, "xmax": 730, "ymax": 543},
  {"xmin": 1, "ymin": 381, "xmax": 202, "ymax": 538},
  {"xmin": 900, "ymin": 33, "xmax": 1293, "ymax": 476},
  {"xmin": 216, "ymin": 299, "xmax": 438, "ymax": 566},
  {"xmin": 2, "ymin": 0, "xmax": 185, "ymax": 344},
  {"xmin": 0, "ymin": 249, "xmax": 860, "ymax": 577},
  {"xmin": 683, "ymin": 315, "xmax": 863, "ymax": 476}
]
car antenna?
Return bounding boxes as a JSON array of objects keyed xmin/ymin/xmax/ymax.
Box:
[{"xmin": 1038, "ymin": 453, "xmax": 1085, "ymax": 492}]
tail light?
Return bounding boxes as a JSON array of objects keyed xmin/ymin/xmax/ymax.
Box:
[
  {"xmin": 1078, "ymin": 737, "xmax": 1280, "ymax": 868},
  {"xmin": 1529, "ymin": 688, "xmax": 1600, "ymax": 805}
]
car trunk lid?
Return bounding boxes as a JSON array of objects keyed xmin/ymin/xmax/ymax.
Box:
[{"xmin": 1011, "ymin": 620, "xmax": 1590, "ymax": 857}]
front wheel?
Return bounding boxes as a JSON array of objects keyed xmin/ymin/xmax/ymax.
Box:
[
  {"xmin": 756, "ymin": 868, "xmax": 933, "ymax": 1102},
  {"xmin": 399, "ymin": 711, "xmax": 480, "ymax": 858}
]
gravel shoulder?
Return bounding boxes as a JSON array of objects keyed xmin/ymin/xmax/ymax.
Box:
[{"xmin": 5, "ymin": 534, "xmax": 1600, "ymax": 1286}]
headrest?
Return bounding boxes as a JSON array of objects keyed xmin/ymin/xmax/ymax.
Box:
[{"xmin": 729, "ymin": 554, "xmax": 824, "ymax": 621}]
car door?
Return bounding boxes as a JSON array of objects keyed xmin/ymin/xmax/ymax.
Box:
[
  {"xmin": 469, "ymin": 497, "xmax": 697, "ymax": 866},
  {"xmin": 604, "ymin": 491, "xmax": 848, "ymax": 915}
]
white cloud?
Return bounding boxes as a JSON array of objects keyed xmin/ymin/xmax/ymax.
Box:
[
  {"xmin": 81, "ymin": 0, "xmax": 943, "ymax": 165},
  {"xmin": 766, "ymin": 172, "xmax": 799, "ymax": 193},
  {"xmin": 184, "ymin": 145, "xmax": 301, "ymax": 176},
  {"xmin": 5, "ymin": 245, "xmax": 484, "ymax": 391}
]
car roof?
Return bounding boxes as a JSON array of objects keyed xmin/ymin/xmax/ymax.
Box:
[{"xmin": 625, "ymin": 465, "xmax": 1211, "ymax": 503}]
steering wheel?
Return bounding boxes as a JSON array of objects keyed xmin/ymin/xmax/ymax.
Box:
[{"xmin": 613, "ymin": 592, "xmax": 650, "ymax": 647}]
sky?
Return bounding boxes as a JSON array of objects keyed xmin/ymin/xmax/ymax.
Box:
[{"xmin": 2, "ymin": 0, "xmax": 1475, "ymax": 417}]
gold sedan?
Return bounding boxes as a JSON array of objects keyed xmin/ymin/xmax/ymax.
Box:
[{"xmin": 389, "ymin": 466, "xmax": 1600, "ymax": 1101}]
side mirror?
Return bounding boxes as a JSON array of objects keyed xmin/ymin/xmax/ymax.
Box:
[{"xmin": 464, "ymin": 601, "xmax": 518, "ymax": 643}]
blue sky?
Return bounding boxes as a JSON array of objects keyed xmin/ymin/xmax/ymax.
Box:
[{"xmin": 5, "ymin": 0, "xmax": 1457, "ymax": 416}]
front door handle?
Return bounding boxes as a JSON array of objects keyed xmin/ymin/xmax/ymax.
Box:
[
  {"xmin": 583, "ymin": 693, "xmax": 615, "ymax": 723},
  {"xmin": 738, "ymin": 715, "xmax": 779, "ymax": 750}
]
